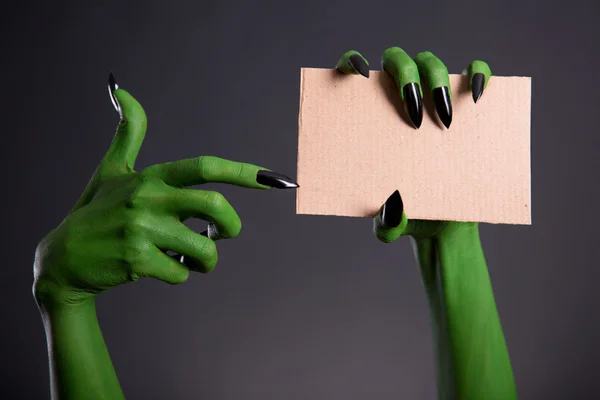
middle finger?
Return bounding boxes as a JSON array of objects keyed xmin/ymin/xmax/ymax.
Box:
[
  {"xmin": 164, "ymin": 188, "xmax": 242, "ymax": 239},
  {"xmin": 414, "ymin": 51, "xmax": 453, "ymax": 128}
]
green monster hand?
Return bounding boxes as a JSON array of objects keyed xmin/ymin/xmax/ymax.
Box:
[
  {"xmin": 33, "ymin": 74, "xmax": 297, "ymax": 400},
  {"xmin": 337, "ymin": 49, "xmax": 515, "ymax": 400}
]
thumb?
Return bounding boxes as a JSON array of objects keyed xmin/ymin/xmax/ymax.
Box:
[
  {"xmin": 373, "ymin": 190, "xmax": 408, "ymax": 243},
  {"xmin": 100, "ymin": 73, "xmax": 147, "ymax": 176},
  {"xmin": 71, "ymin": 73, "xmax": 148, "ymax": 212}
]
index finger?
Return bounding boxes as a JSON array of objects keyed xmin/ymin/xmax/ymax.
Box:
[{"xmin": 143, "ymin": 156, "xmax": 298, "ymax": 189}]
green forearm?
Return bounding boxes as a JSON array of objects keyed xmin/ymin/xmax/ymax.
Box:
[
  {"xmin": 39, "ymin": 299, "xmax": 125, "ymax": 400},
  {"xmin": 413, "ymin": 223, "xmax": 517, "ymax": 400}
]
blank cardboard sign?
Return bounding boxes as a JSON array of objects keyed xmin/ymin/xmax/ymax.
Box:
[{"xmin": 296, "ymin": 68, "xmax": 531, "ymax": 224}]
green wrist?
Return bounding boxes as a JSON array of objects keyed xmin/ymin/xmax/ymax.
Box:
[{"xmin": 33, "ymin": 276, "xmax": 93, "ymax": 314}]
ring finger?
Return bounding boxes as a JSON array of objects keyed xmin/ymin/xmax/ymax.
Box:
[
  {"xmin": 150, "ymin": 219, "xmax": 219, "ymax": 273},
  {"xmin": 162, "ymin": 188, "xmax": 242, "ymax": 240}
]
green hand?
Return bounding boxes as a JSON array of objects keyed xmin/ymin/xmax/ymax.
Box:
[
  {"xmin": 335, "ymin": 50, "xmax": 370, "ymax": 77},
  {"xmin": 338, "ymin": 48, "xmax": 491, "ymax": 129},
  {"xmin": 336, "ymin": 50, "xmax": 514, "ymax": 400},
  {"xmin": 35, "ymin": 80, "xmax": 297, "ymax": 305},
  {"xmin": 33, "ymin": 75, "xmax": 297, "ymax": 399}
]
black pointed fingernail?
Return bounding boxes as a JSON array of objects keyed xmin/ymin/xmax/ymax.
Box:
[
  {"xmin": 471, "ymin": 73, "xmax": 485, "ymax": 103},
  {"xmin": 348, "ymin": 54, "xmax": 369, "ymax": 78},
  {"xmin": 402, "ymin": 83, "xmax": 423, "ymax": 129},
  {"xmin": 381, "ymin": 190, "xmax": 403, "ymax": 229},
  {"xmin": 200, "ymin": 230, "xmax": 208, "ymax": 237},
  {"xmin": 433, "ymin": 87, "xmax": 452, "ymax": 129},
  {"xmin": 256, "ymin": 170, "xmax": 299, "ymax": 189},
  {"xmin": 108, "ymin": 71, "xmax": 121, "ymax": 114}
]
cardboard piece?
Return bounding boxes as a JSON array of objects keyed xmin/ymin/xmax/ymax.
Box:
[{"xmin": 296, "ymin": 68, "xmax": 531, "ymax": 225}]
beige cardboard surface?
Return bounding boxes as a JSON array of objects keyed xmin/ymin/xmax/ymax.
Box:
[{"xmin": 296, "ymin": 68, "xmax": 531, "ymax": 224}]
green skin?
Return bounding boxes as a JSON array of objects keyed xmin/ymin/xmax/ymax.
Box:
[{"xmin": 34, "ymin": 48, "xmax": 512, "ymax": 400}]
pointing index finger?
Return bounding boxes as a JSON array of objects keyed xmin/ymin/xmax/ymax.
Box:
[{"xmin": 143, "ymin": 156, "xmax": 298, "ymax": 190}]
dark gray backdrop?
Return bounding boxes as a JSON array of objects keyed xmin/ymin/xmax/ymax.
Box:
[{"xmin": 2, "ymin": 0, "xmax": 599, "ymax": 398}]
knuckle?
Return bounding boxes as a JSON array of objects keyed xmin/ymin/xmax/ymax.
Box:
[
  {"xmin": 124, "ymin": 174, "xmax": 160, "ymax": 209},
  {"xmin": 122, "ymin": 105, "xmax": 147, "ymax": 130},
  {"xmin": 137, "ymin": 168, "xmax": 156, "ymax": 182},
  {"xmin": 235, "ymin": 162, "xmax": 245, "ymax": 179},
  {"xmin": 119, "ymin": 211, "xmax": 148, "ymax": 239},
  {"xmin": 197, "ymin": 156, "xmax": 226, "ymax": 182},
  {"xmin": 124, "ymin": 191, "xmax": 144, "ymax": 209},
  {"xmin": 136, "ymin": 171, "xmax": 162, "ymax": 187},
  {"xmin": 197, "ymin": 156, "xmax": 213, "ymax": 179},
  {"xmin": 139, "ymin": 165, "xmax": 159, "ymax": 179},
  {"xmin": 122, "ymin": 238, "xmax": 151, "ymax": 270},
  {"xmin": 205, "ymin": 191, "xmax": 228, "ymax": 213}
]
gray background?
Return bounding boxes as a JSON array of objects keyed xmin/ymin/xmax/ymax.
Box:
[{"xmin": 2, "ymin": 0, "xmax": 599, "ymax": 398}]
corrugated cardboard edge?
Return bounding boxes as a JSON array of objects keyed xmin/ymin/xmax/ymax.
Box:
[{"xmin": 296, "ymin": 68, "xmax": 304, "ymax": 215}]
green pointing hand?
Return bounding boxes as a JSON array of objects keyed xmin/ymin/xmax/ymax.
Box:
[
  {"xmin": 337, "ymin": 49, "xmax": 515, "ymax": 400},
  {"xmin": 33, "ymin": 74, "xmax": 297, "ymax": 399},
  {"xmin": 34, "ymin": 73, "xmax": 297, "ymax": 306}
]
